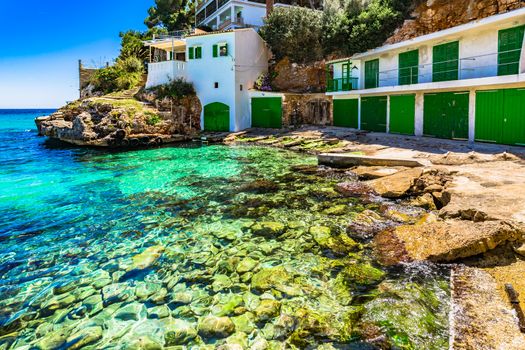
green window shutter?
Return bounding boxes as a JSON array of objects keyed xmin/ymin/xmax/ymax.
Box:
[
  {"xmin": 224, "ymin": 43, "xmax": 228, "ymax": 56},
  {"xmin": 213, "ymin": 44, "xmax": 218, "ymax": 57},
  {"xmin": 365, "ymin": 59, "xmax": 379, "ymax": 89},
  {"xmin": 432, "ymin": 41, "xmax": 459, "ymax": 82},
  {"xmin": 399, "ymin": 49, "xmax": 419, "ymax": 85},
  {"xmin": 195, "ymin": 46, "xmax": 202, "ymax": 59},
  {"xmin": 189, "ymin": 47, "xmax": 194, "ymax": 60},
  {"xmin": 498, "ymin": 25, "xmax": 525, "ymax": 76}
]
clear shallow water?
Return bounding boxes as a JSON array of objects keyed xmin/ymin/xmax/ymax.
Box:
[{"xmin": 0, "ymin": 111, "xmax": 450, "ymax": 349}]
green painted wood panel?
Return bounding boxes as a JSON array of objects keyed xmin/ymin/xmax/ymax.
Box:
[
  {"xmin": 361, "ymin": 96, "xmax": 387, "ymax": 132},
  {"xmin": 498, "ymin": 25, "xmax": 525, "ymax": 76},
  {"xmin": 399, "ymin": 50, "xmax": 419, "ymax": 85},
  {"xmin": 433, "ymin": 41, "xmax": 459, "ymax": 82},
  {"xmin": 475, "ymin": 90, "xmax": 504, "ymax": 143},
  {"xmin": 204, "ymin": 102, "xmax": 230, "ymax": 131},
  {"xmin": 476, "ymin": 88, "xmax": 525, "ymax": 145},
  {"xmin": 424, "ymin": 92, "xmax": 468, "ymax": 139},
  {"xmin": 251, "ymin": 97, "xmax": 282, "ymax": 128},
  {"xmin": 502, "ymin": 88, "xmax": 525, "ymax": 145},
  {"xmin": 365, "ymin": 59, "xmax": 379, "ymax": 89},
  {"xmin": 390, "ymin": 94, "xmax": 415, "ymax": 135},
  {"xmin": 333, "ymin": 99, "xmax": 358, "ymax": 128}
]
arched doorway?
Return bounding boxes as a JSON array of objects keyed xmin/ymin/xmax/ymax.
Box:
[{"xmin": 203, "ymin": 102, "xmax": 230, "ymax": 132}]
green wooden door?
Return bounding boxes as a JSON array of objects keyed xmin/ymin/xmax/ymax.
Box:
[
  {"xmin": 501, "ymin": 88, "xmax": 525, "ymax": 145},
  {"xmin": 333, "ymin": 99, "xmax": 358, "ymax": 128},
  {"xmin": 365, "ymin": 59, "xmax": 379, "ymax": 89},
  {"xmin": 251, "ymin": 97, "xmax": 282, "ymax": 128},
  {"xmin": 361, "ymin": 96, "xmax": 387, "ymax": 132},
  {"xmin": 476, "ymin": 88, "xmax": 525, "ymax": 145},
  {"xmin": 390, "ymin": 94, "xmax": 415, "ymax": 135},
  {"xmin": 498, "ymin": 25, "xmax": 525, "ymax": 76},
  {"xmin": 475, "ymin": 90, "xmax": 504, "ymax": 143},
  {"xmin": 399, "ymin": 50, "xmax": 419, "ymax": 85},
  {"xmin": 204, "ymin": 102, "xmax": 230, "ymax": 131},
  {"xmin": 433, "ymin": 41, "xmax": 459, "ymax": 82},
  {"xmin": 424, "ymin": 92, "xmax": 468, "ymax": 139}
]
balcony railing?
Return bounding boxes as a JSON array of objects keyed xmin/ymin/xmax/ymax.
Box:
[
  {"xmin": 326, "ymin": 77, "xmax": 358, "ymax": 92},
  {"xmin": 196, "ymin": 0, "xmax": 295, "ymax": 24},
  {"xmin": 372, "ymin": 49, "xmax": 523, "ymax": 88},
  {"xmin": 151, "ymin": 30, "xmax": 194, "ymax": 41}
]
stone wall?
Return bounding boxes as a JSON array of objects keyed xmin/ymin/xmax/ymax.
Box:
[
  {"xmin": 387, "ymin": 0, "xmax": 525, "ymax": 44},
  {"xmin": 282, "ymin": 93, "xmax": 332, "ymax": 127}
]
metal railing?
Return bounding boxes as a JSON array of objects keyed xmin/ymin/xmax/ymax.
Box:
[
  {"xmin": 152, "ymin": 29, "xmax": 194, "ymax": 41},
  {"xmin": 196, "ymin": 0, "xmax": 293, "ymax": 24},
  {"xmin": 372, "ymin": 49, "xmax": 523, "ymax": 88},
  {"xmin": 326, "ymin": 77, "xmax": 359, "ymax": 92}
]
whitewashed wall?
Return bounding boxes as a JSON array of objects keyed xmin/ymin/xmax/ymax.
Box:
[
  {"xmin": 186, "ymin": 32, "xmax": 237, "ymax": 131},
  {"xmin": 234, "ymin": 29, "xmax": 269, "ymax": 130},
  {"xmin": 146, "ymin": 61, "xmax": 187, "ymax": 89}
]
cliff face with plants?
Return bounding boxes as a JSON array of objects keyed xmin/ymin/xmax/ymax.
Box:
[{"xmin": 386, "ymin": 0, "xmax": 525, "ymax": 44}]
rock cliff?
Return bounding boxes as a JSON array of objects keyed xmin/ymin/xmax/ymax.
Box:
[
  {"xmin": 387, "ymin": 0, "xmax": 525, "ymax": 44},
  {"xmin": 36, "ymin": 94, "xmax": 201, "ymax": 147}
]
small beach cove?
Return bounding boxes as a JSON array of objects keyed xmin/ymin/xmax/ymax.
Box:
[{"xmin": 0, "ymin": 111, "xmax": 451, "ymax": 349}]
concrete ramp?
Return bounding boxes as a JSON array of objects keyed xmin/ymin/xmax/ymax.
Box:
[{"xmin": 318, "ymin": 153, "xmax": 426, "ymax": 168}]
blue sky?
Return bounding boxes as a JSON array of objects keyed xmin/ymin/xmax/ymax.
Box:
[{"xmin": 0, "ymin": 1, "xmax": 154, "ymax": 108}]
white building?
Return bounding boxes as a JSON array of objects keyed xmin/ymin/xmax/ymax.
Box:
[
  {"xmin": 326, "ymin": 8, "xmax": 525, "ymax": 146},
  {"xmin": 195, "ymin": 0, "xmax": 291, "ymax": 31},
  {"xmin": 144, "ymin": 28, "xmax": 269, "ymax": 132}
]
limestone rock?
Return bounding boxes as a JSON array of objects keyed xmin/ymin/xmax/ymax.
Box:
[
  {"xmin": 66, "ymin": 326, "xmax": 103, "ymax": 350},
  {"xmin": 130, "ymin": 245, "xmax": 164, "ymax": 270},
  {"xmin": 367, "ymin": 168, "xmax": 423, "ymax": 198},
  {"xmin": 376, "ymin": 219, "xmax": 523, "ymax": 263},
  {"xmin": 254, "ymin": 299, "xmax": 281, "ymax": 321},
  {"xmin": 164, "ymin": 319, "xmax": 198, "ymax": 346},
  {"xmin": 352, "ymin": 166, "xmax": 404, "ymax": 179},
  {"xmin": 237, "ymin": 257, "xmax": 259, "ymax": 274},
  {"xmin": 197, "ymin": 316, "xmax": 235, "ymax": 339},
  {"xmin": 251, "ymin": 222, "xmax": 286, "ymax": 238},
  {"xmin": 251, "ymin": 266, "xmax": 293, "ymax": 293}
]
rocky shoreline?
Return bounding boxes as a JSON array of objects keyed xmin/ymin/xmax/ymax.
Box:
[
  {"xmin": 220, "ymin": 127, "xmax": 525, "ymax": 348},
  {"xmin": 35, "ymin": 93, "xmax": 201, "ymax": 148}
]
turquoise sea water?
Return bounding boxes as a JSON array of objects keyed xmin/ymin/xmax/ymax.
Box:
[{"xmin": 0, "ymin": 110, "xmax": 450, "ymax": 349}]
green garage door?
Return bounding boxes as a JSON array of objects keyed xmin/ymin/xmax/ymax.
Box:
[
  {"xmin": 424, "ymin": 92, "xmax": 469, "ymax": 139},
  {"xmin": 251, "ymin": 97, "xmax": 282, "ymax": 128},
  {"xmin": 390, "ymin": 94, "xmax": 415, "ymax": 135},
  {"xmin": 476, "ymin": 88, "xmax": 525, "ymax": 145},
  {"xmin": 204, "ymin": 102, "xmax": 230, "ymax": 132},
  {"xmin": 361, "ymin": 96, "xmax": 387, "ymax": 132},
  {"xmin": 333, "ymin": 99, "xmax": 358, "ymax": 128}
]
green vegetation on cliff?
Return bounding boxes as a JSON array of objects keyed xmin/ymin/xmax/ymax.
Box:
[{"xmin": 260, "ymin": 0, "xmax": 412, "ymax": 63}]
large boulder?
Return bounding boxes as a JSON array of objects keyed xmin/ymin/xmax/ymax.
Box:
[
  {"xmin": 375, "ymin": 219, "xmax": 524, "ymax": 263},
  {"xmin": 367, "ymin": 168, "xmax": 423, "ymax": 198}
]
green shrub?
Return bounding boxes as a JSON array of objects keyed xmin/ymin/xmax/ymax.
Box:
[
  {"xmin": 145, "ymin": 112, "xmax": 161, "ymax": 125},
  {"xmin": 149, "ymin": 78, "xmax": 195, "ymax": 99},
  {"xmin": 260, "ymin": 7, "xmax": 324, "ymax": 64},
  {"xmin": 91, "ymin": 56, "xmax": 145, "ymax": 94}
]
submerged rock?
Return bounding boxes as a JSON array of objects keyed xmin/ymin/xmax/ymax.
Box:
[
  {"xmin": 254, "ymin": 299, "xmax": 281, "ymax": 321},
  {"xmin": 66, "ymin": 326, "xmax": 103, "ymax": 350},
  {"xmin": 164, "ymin": 319, "xmax": 198, "ymax": 346},
  {"xmin": 251, "ymin": 266, "xmax": 293, "ymax": 293},
  {"xmin": 130, "ymin": 245, "xmax": 164, "ymax": 271},
  {"xmin": 251, "ymin": 222, "xmax": 286, "ymax": 238},
  {"xmin": 197, "ymin": 315, "xmax": 235, "ymax": 339}
]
